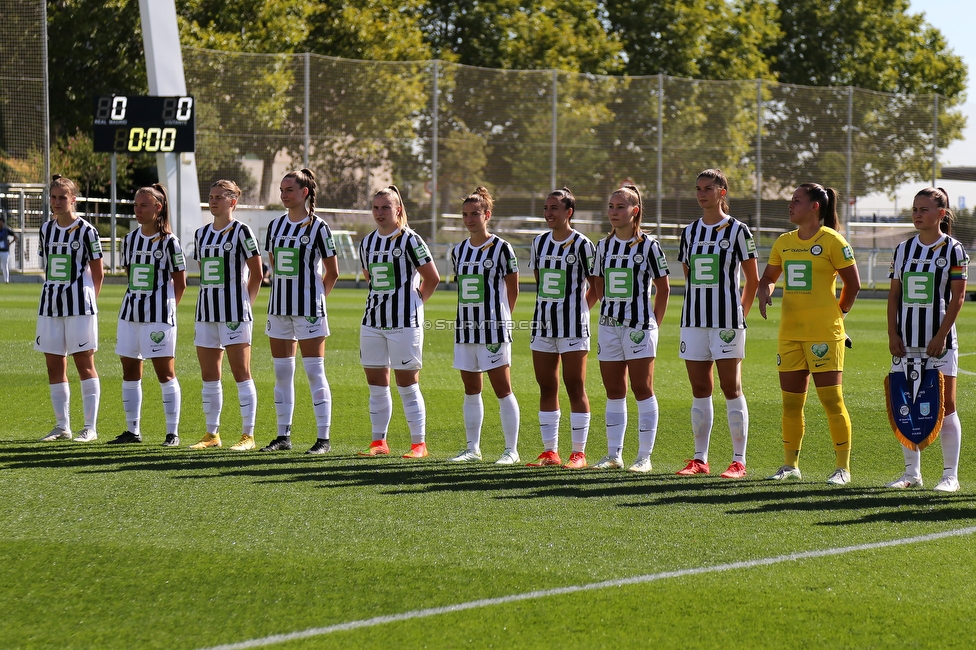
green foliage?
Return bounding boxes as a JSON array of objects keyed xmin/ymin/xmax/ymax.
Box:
[
  {"xmin": 606, "ymin": 0, "xmax": 782, "ymax": 79},
  {"xmin": 46, "ymin": 129, "xmax": 134, "ymax": 196}
]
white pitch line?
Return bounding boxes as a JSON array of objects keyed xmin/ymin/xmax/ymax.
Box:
[
  {"xmin": 200, "ymin": 526, "xmax": 976, "ymax": 650},
  {"xmin": 958, "ymin": 368, "xmax": 976, "ymax": 376}
]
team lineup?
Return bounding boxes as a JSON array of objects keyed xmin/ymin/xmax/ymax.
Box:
[{"xmin": 32, "ymin": 169, "xmax": 967, "ymax": 492}]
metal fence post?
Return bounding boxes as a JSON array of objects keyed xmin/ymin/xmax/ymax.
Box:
[
  {"xmin": 551, "ymin": 69, "xmax": 558, "ymax": 190},
  {"xmin": 932, "ymin": 95, "xmax": 939, "ymax": 186},
  {"xmin": 304, "ymin": 52, "xmax": 310, "ymax": 169},
  {"xmin": 656, "ymin": 74, "xmax": 664, "ymax": 239},
  {"xmin": 430, "ymin": 60, "xmax": 439, "ymax": 244},
  {"xmin": 110, "ymin": 153, "xmax": 117, "ymax": 272},
  {"xmin": 845, "ymin": 86, "xmax": 854, "ymax": 229},
  {"xmin": 41, "ymin": 0, "xmax": 50, "ymax": 220},
  {"xmin": 755, "ymin": 78, "xmax": 763, "ymax": 249}
]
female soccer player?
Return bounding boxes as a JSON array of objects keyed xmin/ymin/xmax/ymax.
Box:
[
  {"xmin": 358, "ymin": 185, "xmax": 440, "ymax": 458},
  {"xmin": 886, "ymin": 187, "xmax": 967, "ymax": 492},
  {"xmin": 259, "ymin": 169, "xmax": 338, "ymax": 454},
  {"xmin": 447, "ymin": 187, "xmax": 521, "ymax": 464},
  {"xmin": 36, "ymin": 175, "xmax": 103, "ymax": 443},
  {"xmin": 676, "ymin": 169, "xmax": 759, "ymax": 478},
  {"xmin": 757, "ymin": 183, "xmax": 860, "ymax": 484},
  {"xmin": 526, "ymin": 187, "xmax": 598, "ymax": 469},
  {"xmin": 590, "ymin": 184, "xmax": 670, "ymax": 472},
  {"xmin": 188, "ymin": 180, "xmax": 263, "ymax": 451},
  {"xmin": 110, "ymin": 184, "xmax": 186, "ymax": 446}
]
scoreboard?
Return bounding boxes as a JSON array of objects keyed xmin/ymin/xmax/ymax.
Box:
[{"xmin": 93, "ymin": 95, "xmax": 195, "ymax": 153}]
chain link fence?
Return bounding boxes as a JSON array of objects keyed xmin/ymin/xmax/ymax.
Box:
[{"xmin": 0, "ymin": 0, "xmax": 48, "ymax": 185}]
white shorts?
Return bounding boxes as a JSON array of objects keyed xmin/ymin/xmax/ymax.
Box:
[
  {"xmin": 116, "ymin": 320, "xmax": 177, "ymax": 359},
  {"xmin": 891, "ymin": 348, "xmax": 958, "ymax": 377},
  {"xmin": 454, "ymin": 341, "xmax": 512, "ymax": 373},
  {"xmin": 679, "ymin": 327, "xmax": 747, "ymax": 361},
  {"xmin": 361, "ymin": 325, "xmax": 424, "ymax": 370},
  {"xmin": 597, "ymin": 323, "xmax": 658, "ymax": 361},
  {"xmin": 35, "ymin": 315, "xmax": 98, "ymax": 356},
  {"xmin": 195, "ymin": 321, "xmax": 253, "ymax": 349},
  {"xmin": 529, "ymin": 335, "xmax": 590, "ymax": 354},
  {"xmin": 265, "ymin": 314, "xmax": 330, "ymax": 340}
]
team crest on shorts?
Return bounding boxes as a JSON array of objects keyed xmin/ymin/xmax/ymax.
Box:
[
  {"xmin": 719, "ymin": 329, "xmax": 735, "ymax": 343},
  {"xmin": 630, "ymin": 331, "xmax": 646, "ymax": 344},
  {"xmin": 680, "ymin": 341, "xmax": 687, "ymax": 352},
  {"xmin": 486, "ymin": 343, "xmax": 501, "ymax": 354},
  {"xmin": 811, "ymin": 343, "xmax": 828, "ymax": 358},
  {"xmin": 776, "ymin": 354, "xmax": 781, "ymax": 366},
  {"xmin": 150, "ymin": 331, "xmax": 165, "ymax": 344},
  {"xmin": 810, "ymin": 245, "xmax": 823, "ymax": 256}
]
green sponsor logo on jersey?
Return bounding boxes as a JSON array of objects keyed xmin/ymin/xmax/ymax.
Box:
[
  {"xmin": 273, "ymin": 247, "xmax": 301, "ymax": 277},
  {"xmin": 604, "ymin": 267, "xmax": 634, "ymax": 300},
  {"xmin": 368, "ymin": 262, "xmax": 396, "ymax": 291},
  {"xmin": 46, "ymin": 254, "xmax": 72, "ymax": 282},
  {"xmin": 783, "ymin": 260, "xmax": 812, "ymax": 291},
  {"xmin": 200, "ymin": 257, "xmax": 224, "ymax": 285},
  {"xmin": 902, "ymin": 272, "xmax": 935, "ymax": 304},
  {"xmin": 689, "ymin": 254, "xmax": 720, "ymax": 285},
  {"xmin": 842, "ymin": 245, "xmax": 854, "ymax": 261},
  {"xmin": 458, "ymin": 274, "xmax": 485, "ymax": 304},
  {"xmin": 537, "ymin": 268, "xmax": 567, "ymax": 299},
  {"xmin": 173, "ymin": 251, "xmax": 185, "ymax": 267},
  {"xmin": 244, "ymin": 238, "xmax": 257, "ymax": 252},
  {"xmin": 129, "ymin": 263, "xmax": 155, "ymax": 291}
]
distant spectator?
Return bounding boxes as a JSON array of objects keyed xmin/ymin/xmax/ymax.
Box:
[{"xmin": 0, "ymin": 216, "xmax": 18, "ymax": 283}]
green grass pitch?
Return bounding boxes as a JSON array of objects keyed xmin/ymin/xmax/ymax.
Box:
[{"xmin": 1, "ymin": 283, "xmax": 975, "ymax": 648}]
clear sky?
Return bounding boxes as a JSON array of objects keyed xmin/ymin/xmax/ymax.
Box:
[{"xmin": 860, "ymin": 0, "xmax": 976, "ymax": 212}]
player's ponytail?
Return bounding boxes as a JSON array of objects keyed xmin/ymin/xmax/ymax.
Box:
[
  {"xmin": 135, "ymin": 184, "xmax": 172, "ymax": 235},
  {"xmin": 798, "ymin": 183, "xmax": 839, "ymax": 229},
  {"xmin": 916, "ymin": 187, "xmax": 954, "ymax": 235}
]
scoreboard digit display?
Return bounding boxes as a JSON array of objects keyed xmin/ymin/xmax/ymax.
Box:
[{"xmin": 93, "ymin": 96, "xmax": 195, "ymax": 153}]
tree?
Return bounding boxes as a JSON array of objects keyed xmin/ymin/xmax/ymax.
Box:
[
  {"xmin": 605, "ymin": 0, "xmax": 781, "ymax": 80},
  {"xmin": 761, "ymin": 0, "xmax": 967, "ymax": 199}
]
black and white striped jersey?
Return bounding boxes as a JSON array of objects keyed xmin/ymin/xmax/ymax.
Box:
[
  {"xmin": 37, "ymin": 217, "xmax": 103, "ymax": 317},
  {"xmin": 451, "ymin": 235, "xmax": 518, "ymax": 344},
  {"xmin": 528, "ymin": 230, "xmax": 595, "ymax": 338},
  {"xmin": 359, "ymin": 226, "xmax": 434, "ymax": 328},
  {"xmin": 889, "ymin": 234, "xmax": 969, "ymax": 349},
  {"xmin": 678, "ymin": 216, "xmax": 757, "ymax": 328},
  {"xmin": 193, "ymin": 221, "xmax": 260, "ymax": 323},
  {"xmin": 594, "ymin": 233, "xmax": 669, "ymax": 329},
  {"xmin": 119, "ymin": 230, "xmax": 186, "ymax": 325},
  {"xmin": 264, "ymin": 214, "xmax": 336, "ymax": 317}
]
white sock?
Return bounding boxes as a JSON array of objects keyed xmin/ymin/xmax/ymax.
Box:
[
  {"xmin": 570, "ymin": 411, "xmax": 591, "ymax": 453},
  {"xmin": 941, "ymin": 411, "xmax": 962, "ymax": 479},
  {"xmin": 80, "ymin": 377, "xmax": 100, "ymax": 430},
  {"xmin": 368, "ymin": 384, "xmax": 392, "ymax": 441},
  {"xmin": 605, "ymin": 398, "xmax": 627, "ymax": 459},
  {"xmin": 539, "ymin": 410, "xmax": 561, "ymax": 451},
  {"xmin": 237, "ymin": 379, "xmax": 257, "ymax": 436},
  {"xmin": 901, "ymin": 444, "xmax": 922, "ymax": 479},
  {"xmin": 201, "ymin": 380, "xmax": 223, "ymax": 434},
  {"xmin": 273, "ymin": 357, "xmax": 296, "ymax": 438},
  {"xmin": 397, "ymin": 383, "xmax": 426, "ymax": 444},
  {"xmin": 727, "ymin": 395, "xmax": 748, "ymax": 465},
  {"xmin": 50, "ymin": 382, "xmax": 70, "ymax": 430},
  {"xmin": 499, "ymin": 394, "xmax": 520, "ymax": 451},
  {"xmin": 463, "ymin": 393, "xmax": 484, "ymax": 451},
  {"xmin": 303, "ymin": 357, "xmax": 331, "ymax": 440},
  {"xmin": 121, "ymin": 379, "xmax": 142, "ymax": 434},
  {"xmin": 160, "ymin": 378, "xmax": 181, "ymax": 435},
  {"xmin": 637, "ymin": 395, "xmax": 659, "ymax": 458},
  {"xmin": 692, "ymin": 396, "xmax": 713, "ymax": 462}
]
